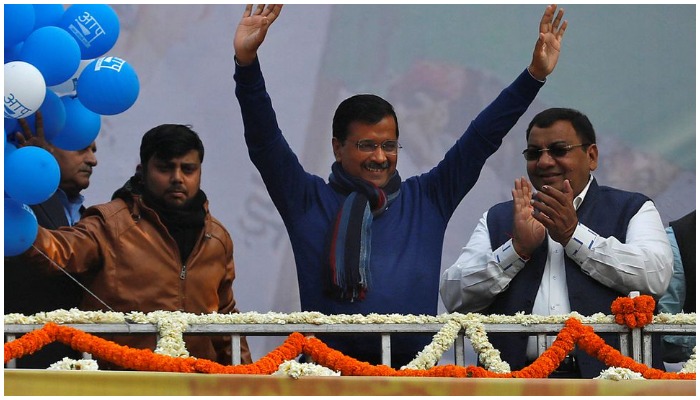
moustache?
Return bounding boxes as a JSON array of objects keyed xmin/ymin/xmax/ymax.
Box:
[{"xmin": 366, "ymin": 161, "xmax": 390, "ymax": 170}]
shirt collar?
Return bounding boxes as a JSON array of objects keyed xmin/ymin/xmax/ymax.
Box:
[
  {"xmin": 56, "ymin": 188, "xmax": 85, "ymax": 226},
  {"xmin": 573, "ymin": 175, "xmax": 593, "ymax": 210}
]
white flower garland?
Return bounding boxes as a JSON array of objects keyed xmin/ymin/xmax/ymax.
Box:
[
  {"xmin": 680, "ymin": 347, "xmax": 697, "ymax": 374},
  {"xmin": 403, "ymin": 319, "xmax": 462, "ymax": 370},
  {"xmin": 5, "ymin": 309, "xmax": 696, "ymax": 377},
  {"xmin": 151, "ymin": 311, "xmax": 191, "ymax": 358}
]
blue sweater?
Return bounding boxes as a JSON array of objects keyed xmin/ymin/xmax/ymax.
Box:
[{"xmin": 234, "ymin": 57, "xmax": 543, "ymax": 365}]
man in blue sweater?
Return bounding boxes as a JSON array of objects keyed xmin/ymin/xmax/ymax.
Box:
[{"xmin": 233, "ymin": 4, "xmax": 567, "ymax": 367}]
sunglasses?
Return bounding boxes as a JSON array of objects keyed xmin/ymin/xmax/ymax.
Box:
[{"xmin": 522, "ymin": 143, "xmax": 589, "ymax": 161}]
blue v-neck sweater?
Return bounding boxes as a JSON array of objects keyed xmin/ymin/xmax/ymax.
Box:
[{"xmin": 235, "ymin": 57, "xmax": 543, "ymax": 365}]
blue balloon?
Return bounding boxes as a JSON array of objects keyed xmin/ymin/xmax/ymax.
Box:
[
  {"xmin": 50, "ymin": 96, "xmax": 101, "ymax": 151},
  {"xmin": 77, "ymin": 57, "xmax": 139, "ymax": 115},
  {"xmin": 4, "ymin": 117, "xmax": 18, "ymax": 137},
  {"xmin": 33, "ymin": 4, "xmax": 65, "ymax": 28},
  {"xmin": 4, "ymin": 197, "xmax": 39, "ymax": 256},
  {"xmin": 24, "ymin": 89, "xmax": 66, "ymax": 142},
  {"xmin": 4, "ymin": 146, "xmax": 60, "ymax": 205},
  {"xmin": 4, "ymin": 42, "xmax": 23, "ymax": 63},
  {"xmin": 5, "ymin": 140, "xmax": 17, "ymax": 157},
  {"xmin": 4, "ymin": 4, "xmax": 35, "ymax": 49},
  {"xmin": 19, "ymin": 26, "xmax": 81, "ymax": 86},
  {"xmin": 58, "ymin": 4, "xmax": 120, "ymax": 60}
]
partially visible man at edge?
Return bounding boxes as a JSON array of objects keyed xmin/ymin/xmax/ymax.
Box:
[{"xmin": 5, "ymin": 112, "xmax": 97, "ymax": 368}]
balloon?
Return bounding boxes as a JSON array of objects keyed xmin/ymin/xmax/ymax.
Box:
[
  {"xmin": 19, "ymin": 26, "xmax": 81, "ymax": 86},
  {"xmin": 5, "ymin": 117, "xmax": 18, "ymax": 136},
  {"xmin": 4, "ymin": 4, "xmax": 35, "ymax": 49},
  {"xmin": 77, "ymin": 56, "xmax": 139, "ymax": 115},
  {"xmin": 33, "ymin": 4, "xmax": 65, "ymax": 28},
  {"xmin": 4, "ymin": 197, "xmax": 39, "ymax": 257},
  {"xmin": 58, "ymin": 4, "xmax": 120, "ymax": 60},
  {"xmin": 24, "ymin": 89, "xmax": 66, "ymax": 142},
  {"xmin": 4, "ymin": 61, "xmax": 46, "ymax": 120},
  {"xmin": 4, "ymin": 42, "xmax": 23, "ymax": 63},
  {"xmin": 5, "ymin": 140, "xmax": 17, "ymax": 157},
  {"xmin": 50, "ymin": 96, "xmax": 101, "ymax": 151},
  {"xmin": 4, "ymin": 146, "xmax": 60, "ymax": 205},
  {"xmin": 48, "ymin": 59, "xmax": 91, "ymax": 96}
]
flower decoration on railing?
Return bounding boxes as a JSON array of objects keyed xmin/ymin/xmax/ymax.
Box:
[
  {"xmin": 3, "ymin": 295, "xmax": 696, "ymax": 380},
  {"xmin": 610, "ymin": 295, "xmax": 656, "ymax": 328}
]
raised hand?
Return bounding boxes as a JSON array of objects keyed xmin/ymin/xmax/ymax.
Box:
[
  {"xmin": 14, "ymin": 111, "xmax": 52, "ymax": 152},
  {"xmin": 233, "ymin": 4, "xmax": 283, "ymax": 66},
  {"xmin": 528, "ymin": 4, "xmax": 568, "ymax": 81},
  {"xmin": 530, "ymin": 179, "xmax": 578, "ymax": 245},
  {"xmin": 511, "ymin": 177, "xmax": 546, "ymax": 259}
]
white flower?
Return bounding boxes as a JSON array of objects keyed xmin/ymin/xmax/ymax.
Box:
[
  {"xmin": 152, "ymin": 311, "xmax": 190, "ymax": 358},
  {"xmin": 403, "ymin": 319, "xmax": 462, "ymax": 370},
  {"xmin": 5, "ymin": 308, "xmax": 695, "ymax": 377},
  {"xmin": 48, "ymin": 357, "xmax": 99, "ymax": 371},
  {"xmin": 680, "ymin": 347, "xmax": 696, "ymax": 374},
  {"xmin": 595, "ymin": 367, "xmax": 645, "ymax": 380},
  {"xmin": 272, "ymin": 360, "xmax": 340, "ymax": 378}
]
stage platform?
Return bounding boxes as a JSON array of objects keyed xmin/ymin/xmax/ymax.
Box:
[{"xmin": 4, "ymin": 369, "xmax": 696, "ymax": 396}]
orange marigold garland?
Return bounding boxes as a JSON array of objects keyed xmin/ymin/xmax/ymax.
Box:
[
  {"xmin": 3, "ymin": 296, "xmax": 695, "ymax": 380},
  {"xmin": 4, "ymin": 324, "xmax": 56, "ymax": 363},
  {"xmin": 572, "ymin": 317, "xmax": 695, "ymax": 380}
]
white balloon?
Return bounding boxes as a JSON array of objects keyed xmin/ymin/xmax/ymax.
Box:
[
  {"xmin": 4, "ymin": 61, "xmax": 47, "ymax": 119},
  {"xmin": 48, "ymin": 59, "xmax": 92, "ymax": 96}
]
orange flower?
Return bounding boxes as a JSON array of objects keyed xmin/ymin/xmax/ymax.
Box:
[
  {"xmin": 3, "ymin": 298, "xmax": 695, "ymax": 381},
  {"xmin": 611, "ymin": 295, "xmax": 655, "ymax": 328}
]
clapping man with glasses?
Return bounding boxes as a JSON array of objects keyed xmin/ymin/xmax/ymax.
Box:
[
  {"xmin": 233, "ymin": 4, "xmax": 567, "ymax": 367},
  {"xmin": 440, "ymin": 107, "xmax": 672, "ymax": 378}
]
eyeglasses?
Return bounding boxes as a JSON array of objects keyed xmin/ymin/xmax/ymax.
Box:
[
  {"xmin": 522, "ymin": 143, "xmax": 589, "ymax": 161},
  {"xmin": 351, "ymin": 139, "xmax": 402, "ymax": 154}
]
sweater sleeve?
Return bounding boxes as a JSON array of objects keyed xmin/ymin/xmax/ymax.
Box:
[
  {"xmin": 234, "ymin": 57, "xmax": 317, "ymax": 221},
  {"xmin": 424, "ymin": 68, "xmax": 544, "ymax": 219}
]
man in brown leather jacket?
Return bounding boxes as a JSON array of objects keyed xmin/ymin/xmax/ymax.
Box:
[{"xmin": 18, "ymin": 124, "xmax": 251, "ymax": 367}]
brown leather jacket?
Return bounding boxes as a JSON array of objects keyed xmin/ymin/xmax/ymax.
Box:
[{"xmin": 24, "ymin": 189, "xmax": 252, "ymax": 366}]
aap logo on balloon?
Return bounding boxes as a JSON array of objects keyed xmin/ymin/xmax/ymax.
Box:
[
  {"xmin": 4, "ymin": 61, "xmax": 46, "ymax": 120},
  {"xmin": 77, "ymin": 57, "xmax": 140, "ymax": 115},
  {"xmin": 58, "ymin": 4, "xmax": 120, "ymax": 60}
]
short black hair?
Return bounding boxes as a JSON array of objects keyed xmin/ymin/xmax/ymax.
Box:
[
  {"xmin": 332, "ymin": 94, "xmax": 399, "ymax": 142},
  {"xmin": 139, "ymin": 124, "xmax": 204, "ymax": 166},
  {"xmin": 526, "ymin": 107, "xmax": 596, "ymax": 144}
]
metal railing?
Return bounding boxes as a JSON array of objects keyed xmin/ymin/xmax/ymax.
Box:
[{"xmin": 4, "ymin": 321, "xmax": 696, "ymax": 368}]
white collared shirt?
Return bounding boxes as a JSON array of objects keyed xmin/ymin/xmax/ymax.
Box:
[{"xmin": 440, "ymin": 176, "xmax": 673, "ymax": 358}]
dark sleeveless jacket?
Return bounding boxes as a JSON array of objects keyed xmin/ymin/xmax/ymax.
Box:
[
  {"xmin": 669, "ymin": 210, "xmax": 696, "ymax": 313},
  {"xmin": 483, "ymin": 178, "xmax": 661, "ymax": 378}
]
